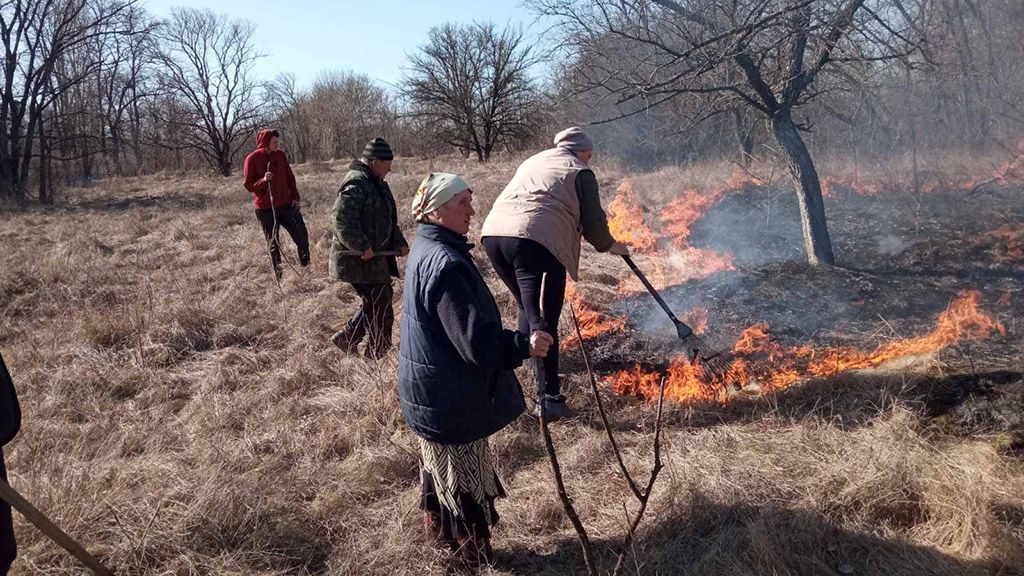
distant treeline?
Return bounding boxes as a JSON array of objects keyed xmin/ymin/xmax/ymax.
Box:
[{"xmin": 2, "ymin": 0, "xmax": 1022, "ymax": 203}]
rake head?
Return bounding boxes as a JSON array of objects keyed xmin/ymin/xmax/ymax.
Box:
[{"xmin": 680, "ymin": 331, "xmax": 732, "ymax": 379}]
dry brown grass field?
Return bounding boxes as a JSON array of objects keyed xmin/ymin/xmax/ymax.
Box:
[{"xmin": 1, "ymin": 153, "xmax": 1023, "ymax": 575}]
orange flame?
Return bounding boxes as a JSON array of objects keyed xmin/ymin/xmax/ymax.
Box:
[
  {"xmin": 823, "ymin": 171, "xmax": 1003, "ymax": 196},
  {"xmin": 562, "ymin": 282, "xmax": 626, "ymax": 351},
  {"xmin": 820, "ymin": 176, "xmax": 888, "ymax": 197},
  {"xmin": 609, "ymin": 181, "xmax": 718, "ymax": 293},
  {"xmin": 725, "ymin": 170, "xmax": 766, "ymax": 191},
  {"xmin": 607, "ymin": 291, "xmax": 1005, "ymax": 403},
  {"xmin": 612, "ymin": 180, "xmax": 738, "ymax": 294},
  {"xmin": 616, "ymin": 249, "xmax": 736, "ymax": 294},
  {"xmin": 661, "ymin": 188, "xmax": 724, "ymax": 246},
  {"xmin": 607, "ymin": 181, "xmax": 658, "ymax": 254},
  {"xmin": 684, "ymin": 306, "xmax": 709, "ymax": 335}
]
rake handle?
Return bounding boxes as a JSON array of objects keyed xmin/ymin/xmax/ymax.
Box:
[
  {"xmin": 621, "ymin": 255, "xmax": 694, "ymax": 338},
  {"xmin": 0, "ymin": 477, "xmax": 114, "ymax": 575},
  {"xmin": 337, "ymin": 250, "xmax": 403, "ymax": 257}
]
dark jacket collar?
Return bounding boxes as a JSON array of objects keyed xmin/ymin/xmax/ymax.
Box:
[
  {"xmin": 349, "ymin": 160, "xmax": 383, "ymax": 185},
  {"xmin": 417, "ymin": 223, "xmax": 473, "ymax": 253}
]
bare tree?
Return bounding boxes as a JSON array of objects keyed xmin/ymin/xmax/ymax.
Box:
[
  {"xmin": 155, "ymin": 8, "xmax": 263, "ymax": 176},
  {"xmin": 403, "ymin": 22, "xmax": 539, "ymax": 162},
  {"xmin": 40, "ymin": 2, "xmax": 156, "ymax": 185},
  {"xmin": 265, "ymin": 73, "xmax": 311, "ymax": 163},
  {"xmin": 305, "ymin": 70, "xmax": 396, "ymax": 161},
  {"xmin": 0, "ymin": 0, "xmax": 143, "ymax": 201},
  {"xmin": 532, "ymin": 0, "xmax": 927, "ymax": 265},
  {"xmin": 95, "ymin": 4, "xmax": 158, "ymax": 175}
]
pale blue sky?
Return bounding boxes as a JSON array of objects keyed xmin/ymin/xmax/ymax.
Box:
[{"xmin": 141, "ymin": 0, "xmax": 551, "ymax": 89}]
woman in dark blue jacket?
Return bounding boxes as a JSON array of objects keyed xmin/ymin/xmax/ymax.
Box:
[{"xmin": 399, "ymin": 173, "xmax": 552, "ymax": 566}]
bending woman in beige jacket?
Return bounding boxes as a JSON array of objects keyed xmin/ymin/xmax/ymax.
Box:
[{"xmin": 481, "ymin": 127, "xmax": 629, "ymax": 420}]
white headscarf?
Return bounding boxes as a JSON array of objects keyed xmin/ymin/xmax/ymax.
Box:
[{"xmin": 411, "ymin": 172, "xmax": 471, "ymax": 222}]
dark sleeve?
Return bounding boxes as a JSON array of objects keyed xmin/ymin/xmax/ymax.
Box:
[
  {"xmin": 334, "ymin": 182, "xmax": 371, "ymax": 252},
  {"xmin": 576, "ymin": 169, "xmax": 616, "ymax": 251},
  {"xmin": 390, "ymin": 193, "xmax": 409, "ymax": 249},
  {"xmin": 285, "ymin": 156, "xmax": 299, "ymax": 200},
  {"xmin": 243, "ymin": 153, "xmax": 269, "ymax": 196},
  {"xmin": 0, "ymin": 353, "xmax": 21, "ymax": 446},
  {"xmin": 434, "ymin": 264, "xmax": 531, "ymax": 371},
  {"xmin": 393, "ymin": 224, "xmax": 409, "ymax": 249}
]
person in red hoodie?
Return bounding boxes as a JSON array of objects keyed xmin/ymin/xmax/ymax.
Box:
[{"xmin": 243, "ymin": 129, "xmax": 310, "ymax": 279}]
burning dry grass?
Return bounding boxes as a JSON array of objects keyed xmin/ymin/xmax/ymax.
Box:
[
  {"xmin": 606, "ymin": 180, "xmax": 737, "ymax": 293},
  {"xmin": 609, "ymin": 290, "xmax": 1007, "ymax": 403},
  {"xmin": 560, "ymin": 283, "xmax": 626, "ymax": 352},
  {"xmin": 0, "ymin": 154, "xmax": 1022, "ymax": 574}
]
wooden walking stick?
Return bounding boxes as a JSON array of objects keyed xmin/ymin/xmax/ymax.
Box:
[
  {"xmin": 0, "ymin": 477, "xmax": 114, "ymax": 575},
  {"xmin": 263, "ymin": 160, "xmax": 283, "ymax": 286}
]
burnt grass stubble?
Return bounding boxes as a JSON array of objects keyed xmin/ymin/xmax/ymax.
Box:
[{"xmin": 0, "ymin": 157, "xmax": 1022, "ymax": 575}]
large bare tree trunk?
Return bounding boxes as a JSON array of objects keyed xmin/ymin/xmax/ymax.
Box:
[
  {"xmin": 771, "ymin": 110, "xmax": 835, "ymax": 266},
  {"xmin": 38, "ymin": 122, "xmax": 52, "ymax": 204},
  {"xmin": 217, "ymin": 153, "xmax": 232, "ymax": 177}
]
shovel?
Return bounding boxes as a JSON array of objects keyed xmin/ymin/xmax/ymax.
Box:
[{"xmin": 621, "ymin": 255, "xmax": 731, "ymax": 377}]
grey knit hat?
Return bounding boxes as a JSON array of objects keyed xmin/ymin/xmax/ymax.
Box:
[
  {"xmin": 553, "ymin": 127, "xmax": 594, "ymax": 152},
  {"xmin": 362, "ymin": 138, "xmax": 394, "ymax": 161}
]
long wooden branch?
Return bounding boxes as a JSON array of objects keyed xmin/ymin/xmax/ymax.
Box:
[
  {"xmin": 567, "ymin": 301, "xmax": 670, "ymax": 575},
  {"xmin": 648, "ymin": 0, "xmax": 715, "ymax": 28},
  {"xmin": 535, "ymin": 274, "xmax": 599, "ymax": 575},
  {"xmin": 538, "ymin": 405, "xmax": 600, "ymax": 575},
  {"xmin": 734, "ymin": 50, "xmax": 780, "ymax": 111},
  {"xmin": 612, "ymin": 376, "xmax": 667, "ymax": 576},
  {"xmin": 781, "ymin": 5, "xmax": 811, "ymax": 108},
  {"xmin": 568, "ymin": 302, "xmax": 642, "ymax": 500},
  {"xmin": 801, "ymin": 0, "xmax": 868, "ymax": 89}
]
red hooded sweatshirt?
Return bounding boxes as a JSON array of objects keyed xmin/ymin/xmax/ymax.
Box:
[{"xmin": 243, "ymin": 129, "xmax": 299, "ymax": 209}]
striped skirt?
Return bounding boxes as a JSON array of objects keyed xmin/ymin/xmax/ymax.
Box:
[{"xmin": 419, "ymin": 436, "xmax": 506, "ymax": 542}]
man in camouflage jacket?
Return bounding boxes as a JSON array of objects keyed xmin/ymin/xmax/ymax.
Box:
[{"xmin": 329, "ymin": 138, "xmax": 409, "ymax": 359}]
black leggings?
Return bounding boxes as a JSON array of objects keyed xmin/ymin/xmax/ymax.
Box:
[
  {"xmin": 255, "ymin": 205, "xmax": 310, "ymax": 268},
  {"xmin": 483, "ymin": 237, "xmax": 567, "ymax": 397}
]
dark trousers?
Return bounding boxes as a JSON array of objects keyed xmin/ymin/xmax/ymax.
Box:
[
  {"xmin": 338, "ymin": 282, "xmax": 395, "ymax": 355},
  {"xmin": 0, "ymin": 449, "xmax": 15, "ymax": 575},
  {"xmin": 483, "ymin": 237, "xmax": 567, "ymax": 397},
  {"xmin": 255, "ymin": 205, "xmax": 310, "ymax": 269}
]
